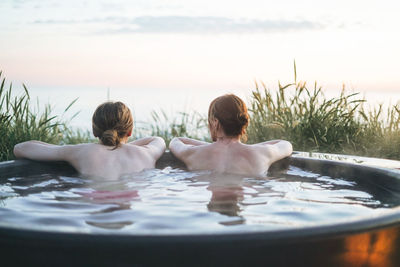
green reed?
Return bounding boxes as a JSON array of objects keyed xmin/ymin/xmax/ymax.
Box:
[
  {"xmin": 246, "ymin": 64, "xmax": 400, "ymax": 159},
  {"xmin": 357, "ymin": 104, "xmax": 400, "ymax": 159},
  {"xmin": 0, "ymin": 72, "xmax": 89, "ymax": 161},
  {"xmin": 1, "ymin": 68, "xmax": 400, "ymax": 161},
  {"xmin": 247, "ymin": 82, "xmax": 365, "ymax": 152},
  {"xmin": 141, "ymin": 109, "xmax": 210, "ymax": 145}
]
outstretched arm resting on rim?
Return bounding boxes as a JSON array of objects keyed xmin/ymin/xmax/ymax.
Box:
[
  {"xmin": 13, "ymin": 141, "xmax": 75, "ymax": 161},
  {"xmin": 259, "ymin": 140, "xmax": 293, "ymax": 163},
  {"xmin": 129, "ymin": 137, "xmax": 166, "ymax": 159},
  {"xmin": 169, "ymin": 137, "xmax": 208, "ymax": 160}
]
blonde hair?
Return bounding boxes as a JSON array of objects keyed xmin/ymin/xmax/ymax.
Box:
[
  {"xmin": 208, "ymin": 94, "xmax": 249, "ymax": 142},
  {"xmin": 92, "ymin": 101, "xmax": 133, "ymax": 148}
]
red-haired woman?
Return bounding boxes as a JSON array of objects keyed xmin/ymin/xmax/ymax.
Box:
[{"xmin": 169, "ymin": 94, "xmax": 292, "ymax": 176}]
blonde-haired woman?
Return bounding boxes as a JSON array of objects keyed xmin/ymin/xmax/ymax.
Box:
[{"xmin": 14, "ymin": 101, "xmax": 166, "ymax": 179}]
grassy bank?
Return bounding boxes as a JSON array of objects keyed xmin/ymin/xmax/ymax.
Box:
[
  {"xmin": 246, "ymin": 80, "xmax": 400, "ymax": 159},
  {"xmin": 0, "ymin": 72, "xmax": 91, "ymax": 161},
  {"xmin": 1, "ymin": 70, "xmax": 399, "ymax": 161},
  {"xmin": 147, "ymin": 68, "xmax": 400, "ymax": 160},
  {"xmin": 244, "ymin": 63, "xmax": 400, "ymax": 159}
]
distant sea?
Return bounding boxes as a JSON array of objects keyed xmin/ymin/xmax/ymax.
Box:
[
  {"xmin": 29, "ymin": 85, "xmax": 250, "ymax": 130},
  {"xmin": 28, "ymin": 86, "xmax": 400, "ymax": 131}
]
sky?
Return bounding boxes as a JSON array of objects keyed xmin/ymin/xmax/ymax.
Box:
[{"xmin": 1, "ymin": 0, "xmax": 400, "ymax": 128}]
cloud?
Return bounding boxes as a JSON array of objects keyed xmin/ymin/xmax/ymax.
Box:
[
  {"xmin": 33, "ymin": 19, "xmax": 79, "ymax": 24},
  {"xmin": 34, "ymin": 16, "xmax": 324, "ymax": 34},
  {"xmin": 123, "ymin": 16, "xmax": 323, "ymax": 33},
  {"xmin": 5, "ymin": 0, "xmax": 48, "ymax": 9}
]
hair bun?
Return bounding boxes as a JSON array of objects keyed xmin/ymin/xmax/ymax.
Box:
[
  {"xmin": 92, "ymin": 101, "xmax": 133, "ymax": 149},
  {"xmin": 101, "ymin": 129, "xmax": 119, "ymax": 147}
]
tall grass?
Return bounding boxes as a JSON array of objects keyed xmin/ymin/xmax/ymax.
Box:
[
  {"xmin": 247, "ymin": 64, "xmax": 400, "ymax": 159},
  {"xmin": 247, "ymin": 81, "xmax": 366, "ymax": 153},
  {"xmin": 127, "ymin": 65, "xmax": 400, "ymax": 160},
  {"xmin": 358, "ymin": 104, "xmax": 400, "ymax": 159},
  {"xmin": 1, "ymin": 68, "xmax": 400, "ymax": 161},
  {"xmin": 0, "ymin": 72, "xmax": 89, "ymax": 161},
  {"xmin": 142, "ymin": 109, "xmax": 210, "ymax": 145}
]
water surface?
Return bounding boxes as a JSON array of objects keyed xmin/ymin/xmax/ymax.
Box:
[{"xmin": 0, "ymin": 166, "xmax": 394, "ymax": 235}]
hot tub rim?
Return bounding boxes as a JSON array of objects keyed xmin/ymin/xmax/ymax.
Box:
[{"xmin": 0, "ymin": 208, "xmax": 399, "ymax": 246}]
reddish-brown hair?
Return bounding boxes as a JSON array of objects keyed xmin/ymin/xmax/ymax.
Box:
[
  {"xmin": 208, "ymin": 94, "xmax": 249, "ymax": 141},
  {"xmin": 92, "ymin": 101, "xmax": 133, "ymax": 148}
]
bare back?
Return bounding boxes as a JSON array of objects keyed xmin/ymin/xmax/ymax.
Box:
[
  {"xmin": 169, "ymin": 138, "xmax": 293, "ymax": 176},
  {"xmin": 14, "ymin": 137, "xmax": 166, "ymax": 180},
  {"xmin": 67, "ymin": 143, "xmax": 157, "ymax": 179}
]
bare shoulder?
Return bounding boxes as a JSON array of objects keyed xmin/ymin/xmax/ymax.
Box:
[
  {"xmin": 125, "ymin": 142, "xmax": 152, "ymax": 152},
  {"xmin": 186, "ymin": 142, "xmax": 214, "ymax": 157},
  {"xmin": 169, "ymin": 137, "xmax": 210, "ymax": 159},
  {"xmin": 251, "ymin": 140, "xmax": 293, "ymax": 161},
  {"xmin": 123, "ymin": 143, "xmax": 156, "ymax": 161},
  {"xmin": 184, "ymin": 143, "xmax": 222, "ymax": 171},
  {"xmin": 250, "ymin": 142, "xmax": 274, "ymax": 154},
  {"xmin": 175, "ymin": 142, "xmax": 214, "ymax": 167},
  {"xmin": 60, "ymin": 143, "xmax": 99, "ymax": 159},
  {"xmin": 127, "ymin": 137, "xmax": 166, "ymax": 159},
  {"xmin": 64, "ymin": 143, "xmax": 100, "ymax": 152},
  {"xmin": 235, "ymin": 143, "xmax": 267, "ymax": 161}
]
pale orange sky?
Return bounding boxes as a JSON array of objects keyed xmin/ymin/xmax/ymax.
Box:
[
  {"xmin": 2, "ymin": 0, "xmax": 400, "ymax": 91},
  {"xmin": 1, "ymin": 0, "xmax": 399, "ymax": 128}
]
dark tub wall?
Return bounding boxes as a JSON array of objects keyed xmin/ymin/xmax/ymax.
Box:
[{"xmin": 1, "ymin": 223, "xmax": 400, "ymax": 267}]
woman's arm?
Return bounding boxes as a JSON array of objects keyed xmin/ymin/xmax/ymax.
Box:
[
  {"xmin": 169, "ymin": 137, "xmax": 191, "ymax": 160},
  {"xmin": 13, "ymin": 141, "xmax": 72, "ymax": 161},
  {"xmin": 129, "ymin": 137, "xmax": 166, "ymax": 159},
  {"xmin": 258, "ymin": 140, "xmax": 293, "ymax": 163},
  {"xmin": 257, "ymin": 140, "xmax": 283, "ymax": 145},
  {"xmin": 175, "ymin": 137, "xmax": 209, "ymax": 146},
  {"xmin": 168, "ymin": 137, "xmax": 208, "ymax": 160}
]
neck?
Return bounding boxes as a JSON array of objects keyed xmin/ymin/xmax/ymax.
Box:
[
  {"xmin": 98, "ymin": 136, "xmax": 129, "ymax": 145},
  {"xmin": 120, "ymin": 136, "xmax": 129, "ymax": 144},
  {"xmin": 215, "ymin": 135, "xmax": 240, "ymax": 144}
]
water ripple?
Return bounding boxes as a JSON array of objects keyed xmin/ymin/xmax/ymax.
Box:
[{"xmin": 0, "ymin": 167, "xmax": 395, "ymax": 234}]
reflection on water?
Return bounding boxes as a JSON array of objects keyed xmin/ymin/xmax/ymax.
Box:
[{"xmin": 0, "ymin": 166, "xmax": 395, "ymax": 234}]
